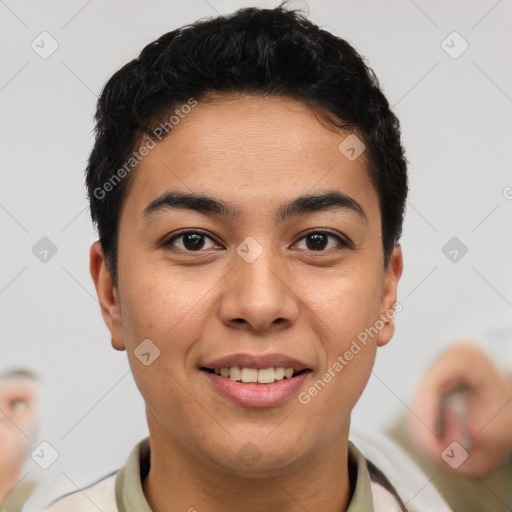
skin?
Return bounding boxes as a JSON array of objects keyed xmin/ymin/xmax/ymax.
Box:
[
  {"xmin": 408, "ymin": 340, "xmax": 512, "ymax": 477},
  {"xmin": 0, "ymin": 376, "xmax": 37, "ymax": 503},
  {"xmin": 90, "ymin": 94, "xmax": 403, "ymax": 511}
]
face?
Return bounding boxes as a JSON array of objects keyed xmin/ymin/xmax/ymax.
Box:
[
  {"xmin": 91, "ymin": 94, "xmax": 402, "ymax": 475},
  {"xmin": 0, "ymin": 377, "xmax": 38, "ymax": 479}
]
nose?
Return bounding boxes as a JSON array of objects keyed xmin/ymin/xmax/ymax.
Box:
[{"xmin": 217, "ymin": 244, "xmax": 299, "ymax": 333}]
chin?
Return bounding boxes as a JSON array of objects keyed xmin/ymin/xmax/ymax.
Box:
[{"xmin": 205, "ymin": 437, "xmax": 308, "ymax": 476}]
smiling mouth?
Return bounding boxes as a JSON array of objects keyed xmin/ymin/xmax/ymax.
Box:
[{"xmin": 201, "ymin": 367, "xmax": 311, "ymax": 384}]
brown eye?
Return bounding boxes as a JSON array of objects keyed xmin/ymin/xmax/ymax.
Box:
[
  {"xmin": 294, "ymin": 231, "xmax": 349, "ymax": 251},
  {"xmin": 164, "ymin": 230, "xmax": 221, "ymax": 252}
]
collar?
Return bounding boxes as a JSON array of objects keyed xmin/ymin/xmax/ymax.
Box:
[{"xmin": 115, "ymin": 437, "xmax": 376, "ymax": 511}]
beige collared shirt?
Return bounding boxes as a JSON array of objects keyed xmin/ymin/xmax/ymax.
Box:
[{"xmin": 43, "ymin": 437, "xmax": 401, "ymax": 511}]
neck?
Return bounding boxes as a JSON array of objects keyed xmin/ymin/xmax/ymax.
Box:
[
  {"xmin": 142, "ymin": 419, "xmax": 352, "ymax": 512},
  {"xmin": 0, "ymin": 467, "xmax": 22, "ymax": 505}
]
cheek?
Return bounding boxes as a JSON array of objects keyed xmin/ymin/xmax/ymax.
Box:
[
  {"xmin": 119, "ymin": 267, "xmax": 213, "ymax": 349},
  {"xmin": 303, "ymin": 266, "xmax": 382, "ymax": 399},
  {"xmin": 118, "ymin": 268, "xmax": 218, "ymax": 410},
  {"xmin": 0, "ymin": 421, "xmax": 30, "ymax": 451},
  {"xmin": 307, "ymin": 262, "xmax": 383, "ymax": 344}
]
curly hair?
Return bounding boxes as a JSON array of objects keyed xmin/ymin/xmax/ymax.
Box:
[{"xmin": 86, "ymin": 3, "xmax": 408, "ymax": 284}]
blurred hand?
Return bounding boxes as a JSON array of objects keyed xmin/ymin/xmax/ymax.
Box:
[{"xmin": 407, "ymin": 340, "xmax": 512, "ymax": 477}]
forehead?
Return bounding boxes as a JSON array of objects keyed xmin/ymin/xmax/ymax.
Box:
[
  {"xmin": 0, "ymin": 377, "xmax": 37, "ymax": 396},
  {"xmin": 122, "ymin": 94, "xmax": 379, "ymax": 225}
]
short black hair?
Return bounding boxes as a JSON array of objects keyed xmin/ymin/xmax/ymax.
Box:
[{"xmin": 86, "ymin": 3, "xmax": 408, "ymax": 285}]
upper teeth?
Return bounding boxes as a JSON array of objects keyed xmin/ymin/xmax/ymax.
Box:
[{"xmin": 214, "ymin": 367, "xmax": 295, "ymax": 383}]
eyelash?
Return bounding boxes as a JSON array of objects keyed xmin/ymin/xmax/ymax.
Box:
[{"xmin": 163, "ymin": 230, "xmax": 351, "ymax": 253}]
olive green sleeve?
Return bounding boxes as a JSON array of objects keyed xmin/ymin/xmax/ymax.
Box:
[{"xmin": 387, "ymin": 416, "xmax": 512, "ymax": 512}]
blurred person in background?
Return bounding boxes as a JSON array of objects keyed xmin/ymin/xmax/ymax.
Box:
[
  {"xmin": 0, "ymin": 370, "xmax": 39, "ymax": 512},
  {"xmin": 389, "ymin": 340, "xmax": 512, "ymax": 511}
]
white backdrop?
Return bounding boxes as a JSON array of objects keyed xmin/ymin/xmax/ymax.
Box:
[{"xmin": 1, "ymin": 0, "xmax": 511, "ymax": 504}]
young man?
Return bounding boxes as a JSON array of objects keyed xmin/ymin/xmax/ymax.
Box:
[{"xmin": 42, "ymin": 5, "xmax": 448, "ymax": 511}]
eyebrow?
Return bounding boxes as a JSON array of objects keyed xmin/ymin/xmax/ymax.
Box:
[{"xmin": 142, "ymin": 190, "xmax": 367, "ymax": 223}]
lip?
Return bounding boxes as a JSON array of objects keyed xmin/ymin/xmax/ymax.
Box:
[
  {"xmin": 201, "ymin": 370, "xmax": 311, "ymax": 408},
  {"xmin": 200, "ymin": 353, "xmax": 311, "ymax": 372}
]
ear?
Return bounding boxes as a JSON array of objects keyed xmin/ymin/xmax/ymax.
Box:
[
  {"xmin": 89, "ymin": 241, "xmax": 126, "ymax": 351},
  {"xmin": 376, "ymin": 245, "xmax": 403, "ymax": 347}
]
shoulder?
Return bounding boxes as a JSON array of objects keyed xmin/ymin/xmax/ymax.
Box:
[
  {"xmin": 370, "ymin": 480, "xmax": 408, "ymax": 510},
  {"xmin": 3, "ymin": 480, "xmax": 37, "ymax": 512},
  {"xmin": 43, "ymin": 472, "xmax": 117, "ymax": 512},
  {"xmin": 350, "ymin": 429, "xmax": 453, "ymax": 512},
  {"xmin": 27, "ymin": 438, "xmax": 150, "ymax": 512}
]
